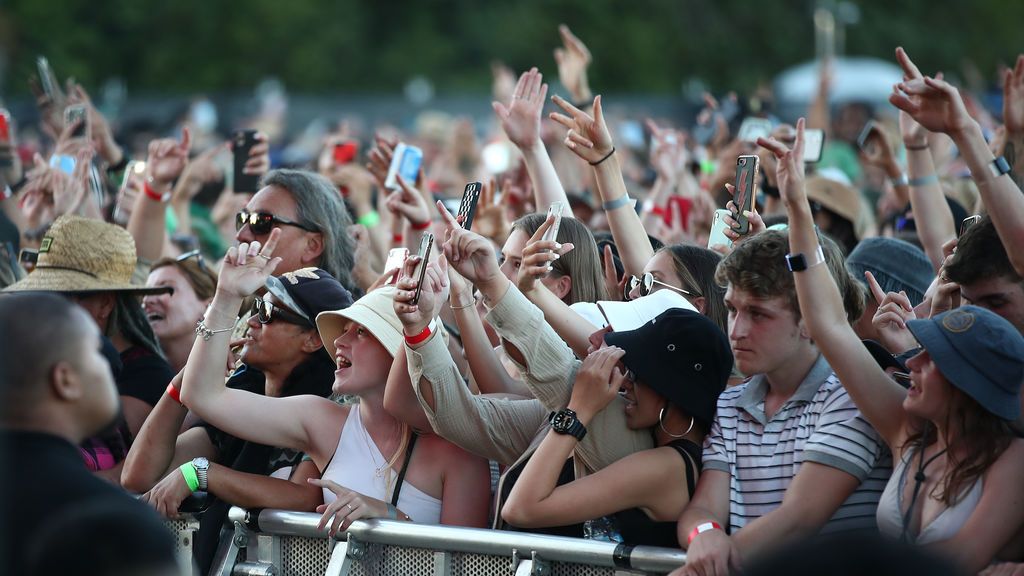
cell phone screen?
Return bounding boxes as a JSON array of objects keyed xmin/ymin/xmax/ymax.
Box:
[
  {"xmin": 802, "ymin": 129, "xmax": 825, "ymax": 163},
  {"xmin": 232, "ymin": 130, "xmax": 260, "ymax": 193}
]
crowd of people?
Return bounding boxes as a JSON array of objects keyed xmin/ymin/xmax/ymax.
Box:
[{"xmin": 3, "ymin": 24, "xmax": 1024, "ymax": 576}]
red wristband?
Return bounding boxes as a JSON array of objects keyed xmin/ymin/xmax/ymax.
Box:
[
  {"xmin": 144, "ymin": 180, "xmax": 170, "ymax": 202},
  {"xmin": 410, "ymin": 220, "xmax": 431, "ymax": 231},
  {"xmin": 650, "ymin": 205, "xmax": 668, "ymax": 217},
  {"xmin": 687, "ymin": 521, "xmax": 723, "ymax": 545},
  {"xmin": 392, "ymin": 234, "xmax": 404, "ymax": 244},
  {"xmin": 404, "ymin": 319, "xmax": 436, "ymax": 345},
  {"xmin": 166, "ymin": 383, "xmax": 182, "ymax": 405}
]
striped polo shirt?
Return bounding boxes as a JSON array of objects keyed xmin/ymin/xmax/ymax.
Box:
[{"xmin": 703, "ymin": 354, "xmax": 892, "ymax": 533}]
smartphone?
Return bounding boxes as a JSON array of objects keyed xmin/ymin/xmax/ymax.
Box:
[
  {"xmin": 232, "ymin": 130, "xmax": 260, "ymax": 193},
  {"xmin": 384, "ymin": 142, "xmax": 424, "ymax": 190},
  {"xmin": 802, "ymin": 129, "xmax": 825, "ymax": 163},
  {"xmin": 707, "ymin": 209, "xmax": 734, "ymax": 250},
  {"xmin": 36, "ymin": 56, "xmax": 60, "ymax": 100},
  {"xmin": 384, "ymin": 247, "xmax": 409, "ymax": 285},
  {"xmin": 856, "ymin": 120, "xmax": 880, "ymax": 151},
  {"xmin": 332, "ymin": 141, "xmax": 358, "ymax": 165},
  {"xmin": 541, "ymin": 201, "xmax": 565, "ymax": 243},
  {"xmin": 737, "ymin": 117, "xmax": 773, "ymax": 143},
  {"xmin": 410, "ymin": 233, "xmax": 434, "ymax": 305},
  {"xmin": 89, "ymin": 165, "xmax": 105, "ymax": 212},
  {"xmin": 731, "ymin": 155, "xmax": 759, "ymax": 235},
  {"xmin": 64, "ymin": 104, "xmax": 88, "ymax": 139},
  {"xmin": 457, "ymin": 182, "xmax": 482, "ymax": 230},
  {"xmin": 960, "ymin": 215, "xmax": 981, "ymax": 238},
  {"xmin": 19, "ymin": 249, "xmax": 38, "ymax": 272}
]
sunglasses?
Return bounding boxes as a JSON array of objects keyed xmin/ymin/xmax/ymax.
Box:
[
  {"xmin": 235, "ymin": 210, "xmax": 316, "ymax": 236},
  {"xmin": 624, "ymin": 273, "xmax": 698, "ymax": 301},
  {"xmin": 250, "ymin": 297, "xmax": 312, "ymax": 328},
  {"xmin": 175, "ymin": 249, "xmax": 210, "ymax": 274}
]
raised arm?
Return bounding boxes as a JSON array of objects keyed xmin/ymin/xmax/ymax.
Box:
[
  {"xmin": 128, "ymin": 129, "xmax": 190, "ymax": 263},
  {"xmin": 550, "ymin": 95, "xmax": 654, "ymax": 276},
  {"xmin": 178, "ymin": 229, "xmax": 336, "ymax": 462},
  {"xmin": 891, "ymin": 47, "xmax": 1024, "ymax": 276},
  {"xmin": 1000, "ymin": 55, "xmax": 1024, "ymax": 193},
  {"xmin": 759, "ymin": 119, "xmax": 908, "ymax": 448},
  {"xmin": 516, "ymin": 214, "xmax": 597, "ymax": 358}
]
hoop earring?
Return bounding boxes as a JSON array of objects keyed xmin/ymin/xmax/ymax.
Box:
[{"xmin": 659, "ymin": 408, "xmax": 695, "ymax": 439}]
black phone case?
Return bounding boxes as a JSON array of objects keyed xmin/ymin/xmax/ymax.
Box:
[
  {"xmin": 731, "ymin": 155, "xmax": 759, "ymax": 235},
  {"xmin": 233, "ymin": 130, "xmax": 260, "ymax": 193},
  {"xmin": 411, "ymin": 234, "xmax": 434, "ymax": 305},
  {"xmin": 458, "ymin": 182, "xmax": 482, "ymax": 230}
]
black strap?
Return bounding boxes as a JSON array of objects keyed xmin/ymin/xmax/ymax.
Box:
[
  {"xmin": 390, "ymin": 432, "xmax": 419, "ymax": 506},
  {"xmin": 668, "ymin": 440, "xmax": 701, "ymax": 496}
]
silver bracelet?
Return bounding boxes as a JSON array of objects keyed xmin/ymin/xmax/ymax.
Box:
[
  {"xmin": 449, "ymin": 295, "xmax": 478, "ymax": 310},
  {"xmin": 195, "ymin": 319, "xmax": 234, "ymax": 341}
]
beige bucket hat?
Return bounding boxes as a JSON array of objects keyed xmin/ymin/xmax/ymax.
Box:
[{"xmin": 3, "ymin": 215, "xmax": 171, "ymax": 295}]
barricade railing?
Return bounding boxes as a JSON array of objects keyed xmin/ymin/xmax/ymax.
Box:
[{"xmin": 167, "ymin": 507, "xmax": 687, "ymax": 575}]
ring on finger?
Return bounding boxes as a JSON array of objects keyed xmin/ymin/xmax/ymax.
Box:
[{"xmin": 346, "ymin": 504, "xmax": 354, "ymax": 511}]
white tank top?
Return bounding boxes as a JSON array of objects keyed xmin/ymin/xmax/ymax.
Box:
[{"xmin": 321, "ymin": 407, "xmax": 441, "ymax": 524}]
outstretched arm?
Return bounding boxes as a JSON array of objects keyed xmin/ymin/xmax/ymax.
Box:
[
  {"xmin": 128, "ymin": 129, "xmax": 190, "ymax": 262},
  {"xmin": 759, "ymin": 119, "xmax": 908, "ymax": 449}
]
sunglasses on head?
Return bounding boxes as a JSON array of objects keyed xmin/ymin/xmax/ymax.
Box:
[
  {"xmin": 235, "ymin": 210, "xmax": 316, "ymax": 236},
  {"xmin": 251, "ymin": 297, "xmax": 312, "ymax": 328},
  {"xmin": 623, "ymin": 273, "xmax": 698, "ymax": 301},
  {"xmin": 175, "ymin": 249, "xmax": 210, "ymax": 274}
]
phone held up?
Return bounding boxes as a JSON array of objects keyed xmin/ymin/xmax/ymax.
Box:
[
  {"xmin": 541, "ymin": 201, "xmax": 565, "ymax": 244},
  {"xmin": 232, "ymin": 130, "xmax": 260, "ymax": 194},
  {"xmin": 385, "ymin": 143, "xmax": 424, "ymax": 190},
  {"xmin": 960, "ymin": 215, "xmax": 981, "ymax": 238},
  {"xmin": 332, "ymin": 141, "xmax": 358, "ymax": 165},
  {"xmin": 457, "ymin": 182, "xmax": 482, "ymax": 231},
  {"xmin": 707, "ymin": 209, "xmax": 734, "ymax": 250},
  {"xmin": 410, "ymin": 233, "xmax": 434, "ymax": 305},
  {"xmin": 64, "ymin": 104, "xmax": 88, "ymax": 139},
  {"xmin": 731, "ymin": 155, "xmax": 759, "ymax": 235},
  {"xmin": 384, "ymin": 248, "xmax": 410, "ymax": 285}
]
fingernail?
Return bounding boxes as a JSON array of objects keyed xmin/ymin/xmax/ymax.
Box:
[
  {"xmin": 547, "ymin": 266, "xmax": 553, "ymax": 272},
  {"xmin": 555, "ymin": 243, "xmax": 562, "ymax": 250},
  {"xmin": 552, "ymin": 254, "xmax": 560, "ymax": 260}
]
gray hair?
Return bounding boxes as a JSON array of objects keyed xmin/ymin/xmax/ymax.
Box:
[{"xmin": 261, "ymin": 169, "xmax": 356, "ymax": 291}]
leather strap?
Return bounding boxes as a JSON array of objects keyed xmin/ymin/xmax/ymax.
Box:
[{"xmin": 390, "ymin": 432, "xmax": 419, "ymax": 506}]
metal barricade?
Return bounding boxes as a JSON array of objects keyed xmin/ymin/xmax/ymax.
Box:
[
  {"xmin": 165, "ymin": 514, "xmax": 201, "ymax": 575},
  {"xmin": 214, "ymin": 507, "xmax": 686, "ymax": 576}
]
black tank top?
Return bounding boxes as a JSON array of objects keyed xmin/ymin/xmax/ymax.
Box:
[{"xmin": 613, "ymin": 439, "xmax": 701, "ymax": 548}]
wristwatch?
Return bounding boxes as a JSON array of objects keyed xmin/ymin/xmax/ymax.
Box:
[
  {"xmin": 192, "ymin": 457, "xmax": 210, "ymax": 491},
  {"xmin": 988, "ymin": 156, "xmax": 1011, "ymax": 178},
  {"xmin": 785, "ymin": 245, "xmax": 825, "ymax": 273},
  {"xmin": 548, "ymin": 409, "xmax": 587, "ymax": 441}
]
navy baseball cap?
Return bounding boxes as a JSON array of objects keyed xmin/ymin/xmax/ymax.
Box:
[
  {"xmin": 907, "ymin": 306, "xmax": 1024, "ymax": 421},
  {"xmin": 265, "ymin": 267, "xmax": 353, "ymax": 324},
  {"xmin": 604, "ymin": 308, "xmax": 732, "ymax": 429}
]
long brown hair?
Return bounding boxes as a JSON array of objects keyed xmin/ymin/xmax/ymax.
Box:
[
  {"xmin": 903, "ymin": 386, "xmax": 1014, "ymax": 506},
  {"xmin": 513, "ymin": 213, "xmax": 607, "ymax": 304}
]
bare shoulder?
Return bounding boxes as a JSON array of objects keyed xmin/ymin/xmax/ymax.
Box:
[
  {"xmin": 414, "ymin": 432, "xmax": 488, "ymax": 472},
  {"xmin": 609, "ymin": 446, "xmax": 689, "ymax": 483}
]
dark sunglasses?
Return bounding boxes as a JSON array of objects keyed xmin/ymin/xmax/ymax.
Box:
[
  {"xmin": 235, "ymin": 210, "xmax": 316, "ymax": 235},
  {"xmin": 251, "ymin": 297, "xmax": 312, "ymax": 328},
  {"xmin": 624, "ymin": 273, "xmax": 698, "ymax": 301}
]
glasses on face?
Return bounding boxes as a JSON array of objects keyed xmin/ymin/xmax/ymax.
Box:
[
  {"xmin": 250, "ymin": 297, "xmax": 312, "ymax": 328},
  {"xmin": 624, "ymin": 273, "xmax": 698, "ymax": 301},
  {"xmin": 235, "ymin": 210, "xmax": 316, "ymax": 236}
]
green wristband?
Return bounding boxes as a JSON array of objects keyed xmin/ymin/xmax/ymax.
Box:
[
  {"xmin": 357, "ymin": 210, "xmax": 381, "ymax": 228},
  {"xmin": 179, "ymin": 462, "xmax": 200, "ymax": 493}
]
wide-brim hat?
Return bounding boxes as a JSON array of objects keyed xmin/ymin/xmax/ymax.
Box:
[
  {"xmin": 805, "ymin": 175, "xmax": 861, "ymax": 227},
  {"xmin": 3, "ymin": 215, "xmax": 170, "ymax": 295},
  {"xmin": 605, "ymin": 308, "xmax": 732, "ymax": 429},
  {"xmin": 907, "ymin": 306, "xmax": 1024, "ymax": 421},
  {"xmin": 316, "ymin": 285, "xmax": 404, "ymax": 359}
]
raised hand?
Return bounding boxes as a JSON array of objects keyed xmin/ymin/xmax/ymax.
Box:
[
  {"xmin": 721, "ymin": 186, "xmax": 765, "ymax": 243},
  {"xmin": 387, "ymin": 173, "xmax": 431, "ymax": 229},
  {"xmin": 366, "ymin": 135, "xmax": 398, "ymax": 190},
  {"xmin": 146, "ymin": 128, "xmax": 192, "ymax": 188},
  {"xmin": 646, "ymin": 119, "xmax": 688, "ymax": 182},
  {"xmin": 601, "ymin": 244, "xmax": 626, "ymax": 302},
  {"xmin": 436, "ymin": 200, "xmax": 503, "ymax": 291},
  {"xmin": 393, "ymin": 253, "xmax": 449, "ymax": 335},
  {"xmin": 567, "ymin": 345, "xmax": 627, "ymax": 423},
  {"xmin": 549, "ymin": 94, "xmax": 614, "ymax": 164},
  {"xmin": 889, "ymin": 47, "xmax": 974, "ymax": 137},
  {"xmin": 553, "ymin": 24, "xmax": 593, "ymax": 103},
  {"xmin": 493, "ymin": 67, "xmax": 548, "ymax": 150},
  {"xmin": 218, "ymin": 228, "xmax": 283, "ymax": 298},
  {"xmin": 66, "ymin": 82, "xmax": 122, "ymax": 166},
  {"xmin": 1003, "ymin": 55, "xmax": 1024, "ymax": 134},
  {"xmin": 757, "ymin": 117, "xmax": 808, "ymax": 209},
  {"xmin": 517, "ymin": 213, "xmax": 575, "ymax": 296},
  {"xmin": 867, "ymin": 271, "xmax": 919, "ymax": 354},
  {"xmin": 470, "ymin": 178, "xmax": 510, "ymax": 243},
  {"xmin": 491, "ymin": 61, "xmax": 517, "ymax": 105}
]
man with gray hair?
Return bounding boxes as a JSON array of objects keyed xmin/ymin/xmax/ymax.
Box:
[{"xmin": 235, "ymin": 169, "xmax": 357, "ymax": 291}]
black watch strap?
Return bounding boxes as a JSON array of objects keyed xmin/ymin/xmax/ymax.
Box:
[{"xmin": 548, "ymin": 409, "xmax": 587, "ymax": 441}]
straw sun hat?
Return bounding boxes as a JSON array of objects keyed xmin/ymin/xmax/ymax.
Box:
[{"xmin": 3, "ymin": 215, "xmax": 171, "ymax": 295}]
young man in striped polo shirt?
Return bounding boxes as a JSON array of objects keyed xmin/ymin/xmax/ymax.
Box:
[{"xmin": 674, "ymin": 231, "xmax": 892, "ymax": 575}]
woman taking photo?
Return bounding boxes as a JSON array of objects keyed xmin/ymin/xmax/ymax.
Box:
[
  {"xmin": 501, "ymin": 308, "xmax": 732, "ymax": 547},
  {"xmin": 764, "ymin": 119, "xmax": 1024, "ymax": 573},
  {"xmin": 179, "ymin": 229, "xmax": 490, "ymax": 534}
]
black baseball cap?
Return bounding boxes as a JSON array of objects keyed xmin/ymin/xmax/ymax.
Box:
[{"xmin": 264, "ymin": 267, "xmax": 353, "ymax": 323}]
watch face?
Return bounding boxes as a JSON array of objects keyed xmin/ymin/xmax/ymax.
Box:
[
  {"xmin": 193, "ymin": 457, "xmax": 209, "ymax": 469},
  {"xmin": 550, "ymin": 410, "xmax": 577, "ymax": 432}
]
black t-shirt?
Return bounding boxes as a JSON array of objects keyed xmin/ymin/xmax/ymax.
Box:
[
  {"xmin": 1, "ymin": 430, "xmax": 177, "ymax": 576},
  {"xmin": 192, "ymin": 352, "xmax": 337, "ymax": 574},
  {"xmin": 119, "ymin": 345, "xmax": 175, "ymax": 408}
]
